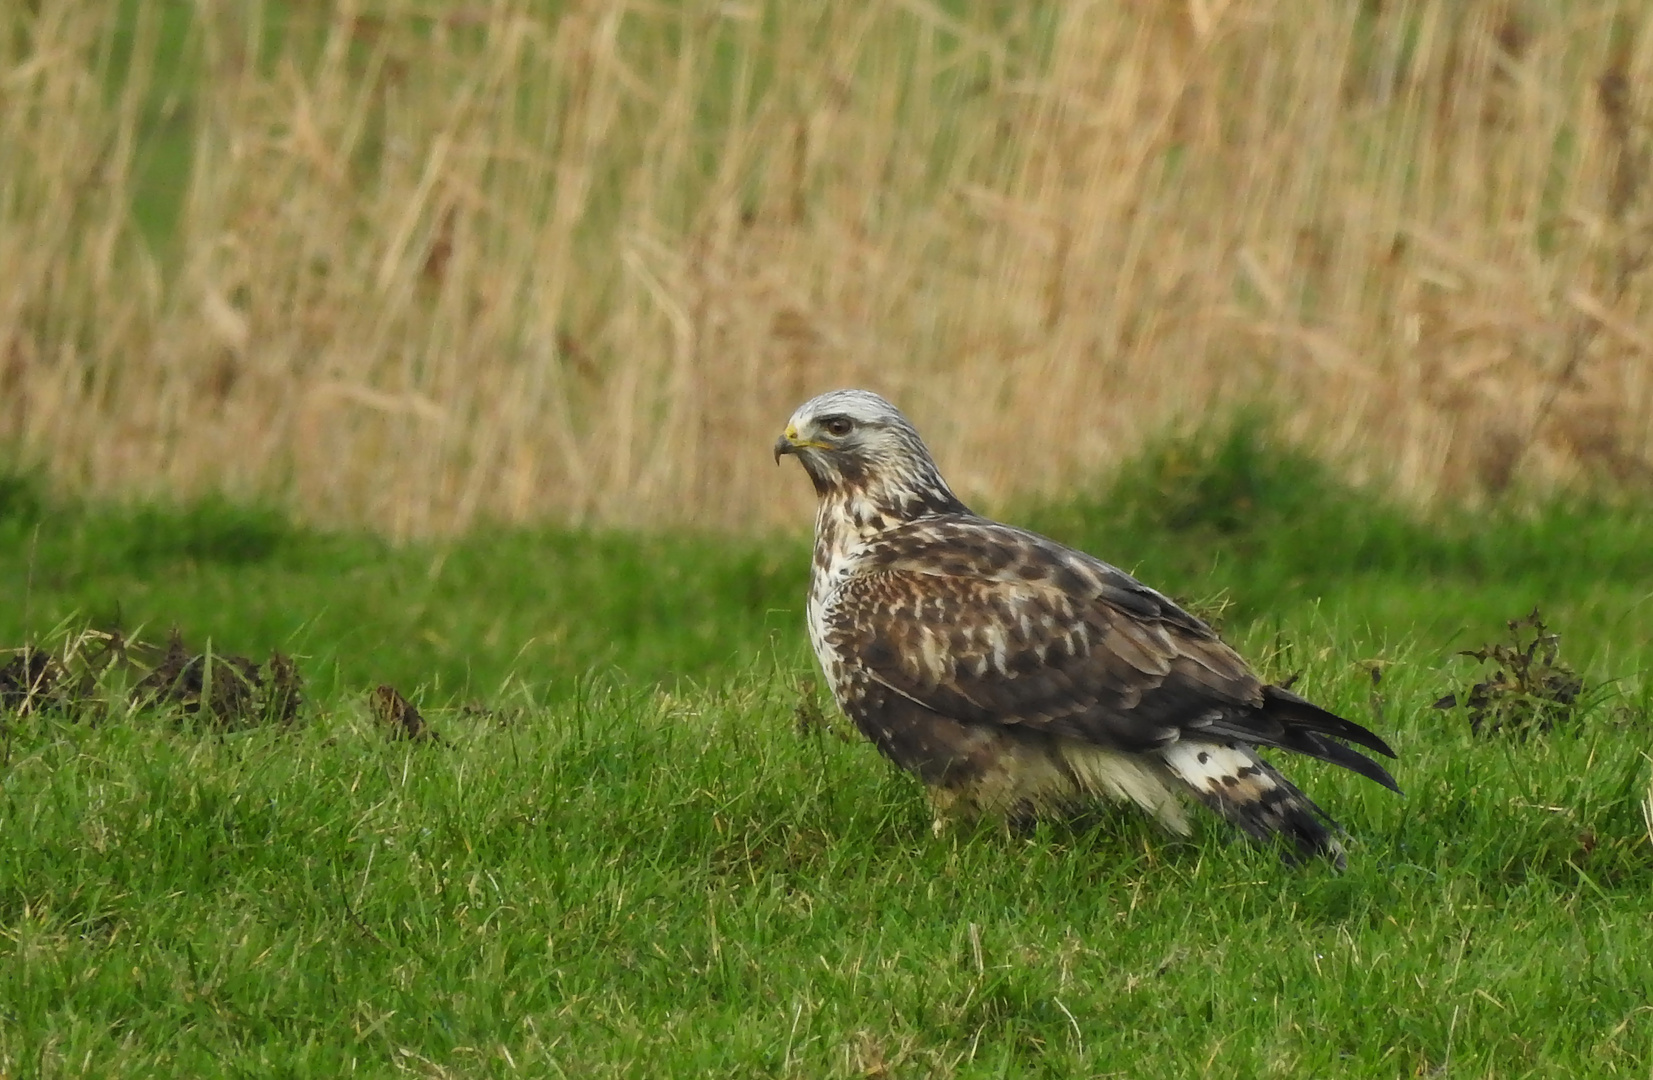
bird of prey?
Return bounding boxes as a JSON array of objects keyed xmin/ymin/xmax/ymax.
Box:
[{"xmin": 774, "ymin": 389, "xmax": 1398, "ymax": 866}]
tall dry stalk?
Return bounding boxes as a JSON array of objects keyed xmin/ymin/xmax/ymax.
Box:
[{"xmin": 2, "ymin": 0, "xmax": 1651, "ymax": 535}]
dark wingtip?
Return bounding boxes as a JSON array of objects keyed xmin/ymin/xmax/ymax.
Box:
[
  {"xmin": 1263, "ymin": 684, "xmax": 1398, "ymax": 759},
  {"xmin": 1302, "ymin": 733, "xmax": 1403, "ymax": 794}
]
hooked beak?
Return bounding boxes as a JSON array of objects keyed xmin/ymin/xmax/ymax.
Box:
[{"xmin": 775, "ymin": 422, "xmax": 814, "ymax": 464}]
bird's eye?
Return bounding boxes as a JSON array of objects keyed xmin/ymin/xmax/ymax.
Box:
[{"xmin": 823, "ymin": 416, "xmax": 853, "ymax": 438}]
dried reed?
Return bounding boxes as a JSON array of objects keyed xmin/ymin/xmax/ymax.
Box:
[{"xmin": 2, "ymin": 0, "xmax": 1650, "ymax": 535}]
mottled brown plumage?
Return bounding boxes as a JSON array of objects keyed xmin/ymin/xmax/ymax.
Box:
[{"xmin": 776, "ymin": 389, "xmax": 1398, "ymax": 866}]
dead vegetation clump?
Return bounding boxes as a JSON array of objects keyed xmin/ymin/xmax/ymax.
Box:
[
  {"xmin": 369, "ymin": 684, "xmax": 443, "ymax": 744},
  {"xmin": 0, "ymin": 627, "xmax": 307, "ymax": 730},
  {"xmin": 1, "ymin": 630, "xmax": 130, "ymax": 721},
  {"xmin": 0, "ymin": 647, "xmax": 68, "ymax": 717},
  {"xmin": 1, "ymin": 628, "xmax": 469, "ymax": 748},
  {"xmin": 128, "ymin": 629, "xmax": 306, "ymax": 730},
  {"xmin": 1434, "ymin": 610, "xmax": 1589, "ymax": 740}
]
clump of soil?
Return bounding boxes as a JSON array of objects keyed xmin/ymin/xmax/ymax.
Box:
[
  {"xmin": 265, "ymin": 651, "xmax": 305, "ymax": 726},
  {"xmin": 128, "ymin": 629, "xmax": 307, "ymax": 730},
  {"xmin": 1, "ymin": 630, "xmax": 132, "ymax": 720},
  {"xmin": 1434, "ymin": 610, "xmax": 1587, "ymax": 739},
  {"xmin": 0, "ymin": 648, "xmax": 66, "ymax": 716},
  {"xmin": 369, "ymin": 684, "xmax": 443, "ymax": 744},
  {"xmin": 4, "ymin": 625, "xmax": 474, "ymax": 749}
]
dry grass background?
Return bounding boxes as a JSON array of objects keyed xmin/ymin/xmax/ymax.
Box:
[{"xmin": 2, "ymin": 0, "xmax": 1651, "ymax": 536}]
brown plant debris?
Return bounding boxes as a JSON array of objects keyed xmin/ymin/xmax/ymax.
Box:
[
  {"xmin": 131, "ymin": 629, "xmax": 260, "ymax": 725},
  {"xmin": 128, "ymin": 629, "xmax": 308, "ymax": 729},
  {"xmin": 0, "ymin": 647, "xmax": 65, "ymax": 716},
  {"xmin": 7, "ymin": 628, "xmax": 307, "ymax": 730},
  {"xmin": 2, "ymin": 631, "xmax": 132, "ymax": 720},
  {"xmin": 265, "ymin": 651, "xmax": 305, "ymax": 726},
  {"xmin": 1433, "ymin": 610, "xmax": 1586, "ymax": 739},
  {"xmin": 369, "ymin": 684, "xmax": 443, "ymax": 744}
]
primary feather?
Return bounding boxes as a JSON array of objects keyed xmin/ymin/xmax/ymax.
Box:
[{"xmin": 775, "ymin": 389, "xmax": 1398, "ymax": 867}]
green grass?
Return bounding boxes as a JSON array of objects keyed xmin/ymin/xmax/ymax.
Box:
[
  {"xmin": 4, "ymin": 426, "xmax": 1653, "ymax": 1076},
  {"xmin": 6, "ymin": 419, "xmax": 1650, "ymax": 699},
  {"xmin": 0, "ymin": 482, "xmax": 807, "ymax": 701}
]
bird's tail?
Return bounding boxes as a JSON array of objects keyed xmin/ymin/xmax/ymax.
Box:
[{"xmin": 1159, "ymin": 741, "xmax": 1346, "ymax": 868}]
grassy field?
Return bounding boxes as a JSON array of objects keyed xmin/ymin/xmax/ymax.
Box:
[
  {"xmin": 6, "ymin": 2, "xmax": 1653, "ymax": 1074},
  {"xmin": 5, "ymin": 429, "xmax": 1653, "ymax": 1077}
]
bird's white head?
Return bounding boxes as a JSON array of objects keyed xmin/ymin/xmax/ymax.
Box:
[{"xmin": 774, "ymin": 389, "xmax": 966, "ymax": 524}]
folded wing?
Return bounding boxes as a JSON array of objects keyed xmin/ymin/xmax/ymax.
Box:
[{"xmin": 824, "ymin": 519, "xmax": 1398, "ymax": 791}]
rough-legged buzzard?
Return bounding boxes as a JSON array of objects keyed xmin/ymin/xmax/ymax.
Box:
[{"xmin": 775, "ymin": 389, "xmax": 1398, "ymax": 866}]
